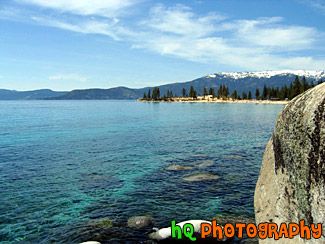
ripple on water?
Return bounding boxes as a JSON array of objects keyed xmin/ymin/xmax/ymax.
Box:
[{"xmin": 0, "ymin": 101, "xmax": 284, "ymax": 243}]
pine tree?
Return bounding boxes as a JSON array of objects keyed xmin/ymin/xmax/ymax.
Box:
[
  {"xmin": 152, "ymin": 88, "xmax": 156, "ymax": 100},
  {"xmin": 147, "ymin": 89, "xmax": 151, "ymax": 99},
  {"xmin": 288, "ymin": 83, "xmax": 294, "ymax": 100},
  {"xmin": 151, "ymin": 87, "xmax": 160, "ymax": 100},
  {"xmin": 225, "ymin": 87, "xmax": 229, "ymax": 97},
  {"xmin": 242, "ymin": 91, "xmax": 247, "ymax": 100},
  {"xmin": 292, "ymin": 76, "xmax": 301, "ymax": 98},
  {"xmin": 231, "ymin": 90, "xmax": 238, "ymax": 100},
  {"xmin": 208, "ymin": 88, "xmax": 213, "ymax": 95},
  {"xmin": 275, "ymin": 87, "xmax": 280, "ymax": 98},
  {"xmin": 302, "ymin": 76, "xmax": 308, "ymax": 92},
  {"xmin": 157, "ymin": 87, "xmax": 160, "ymax": 99},
  {"xmin": 203, "ymin": 87, "xmax": 207, "ymax": 98},
  {"xmin": 189, "ymin": 86, "xmax": 196, "ymax": 98},
  {"xmin": 217, "ymin": 85, "xmax": 222, "ymax": 98},
  {"xmin": 143, "ymin": 92, "xmax": 147, "ymax": 100},
  {"xmin": 248, "ymin": 91, "xmax": 252, "ymax": 100},
  {"xmin": 255, "ymin": 88, "xmax": 260, "ymax": 100},
  {"xmin": 182, "ymin": 88, "xmax": 186, "ymax": 97},
  {"xmin": 211, "ymin": 88, "xmax": 216, "ymax": 98},
  {"xmin": 282, "ymin": 85, "xmax": 288, "ymax": 100},
  {"xmin": 222, "ymin": 85, "xmax": 226, "ymax": 97},
  {"xmin": 262, "ymin": 85, "xmax": 268, "ymax": 100}
]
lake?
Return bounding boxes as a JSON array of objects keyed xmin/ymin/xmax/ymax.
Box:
[{"xmin": 0, "ymin": 100, "xmax": 284, "ymax": 243}]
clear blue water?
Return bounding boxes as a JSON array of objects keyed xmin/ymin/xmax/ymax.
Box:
[{"xmin": 0, "ymin": 101, "xmax": 283, "ymax": 244}]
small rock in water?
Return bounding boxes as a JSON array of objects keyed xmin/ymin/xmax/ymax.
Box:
[
  {"xmin": 197, "ymin": 160, "xmax": 214, "ymax": 168},
  {"xmin": 86, "ymin": 218, "xmax": 114, "ymax": 228},
  {"xmin": 226, "ymin": 155, "xmax": 245, "ymax": 159},
  {"xmin": 166, "ymin": 164, "xmax": 195, "ymax": 171},
  {"xmin": 127, "ymin": 216, "xmax": 154, "ymax": 229},
  {"xmin": 79, "ymin": 242, "xmax": 101, "ymax": 244},
  {"xmin": 183, "ymin": 173, "xmax": 219, "ymax": 182},
  {"xmin": 193, "ymin": 154, "xmax": 208, "ymax": 157}
]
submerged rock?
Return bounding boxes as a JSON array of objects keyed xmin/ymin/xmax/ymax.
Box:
[
  {"xmin": 86, "ymin": 218, "xmax": 114, "ymax": 228},
  {"xmin": 254, "ymin": 83, "xmax": 325, "ymax": 243},
  {"xmin": 183, "ymin": 173, "xmax": 219, "ymax": 182},
  {"xmin": 197, "ymin": 160, "xmax": 214, "ymax": 168},
  {"xmin": 127, "ymin": 216, "xmax": 154, "ymax": 229},
  {"xmin": 226, "ymin": 155, "xmax": 245, "ymax": 159},
  {"xmin": 79, "ymin": 242, "xmax": 101, "ymax": 244},
  {"xmin": 166, "ymin": 165, "xmax": 195, "ymax": 171},
  {"xmin": 193, "ymin": 154, "xmax": 208, "ymax": 157}
]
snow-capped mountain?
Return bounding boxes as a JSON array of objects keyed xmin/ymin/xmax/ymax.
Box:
[
  {"xmin": 3, "ymin": 70, "xmax": 324, "ymax": 100},
  {"xmin": 206, "ymin": 70, "xmax": 325, "ymax": 80}
]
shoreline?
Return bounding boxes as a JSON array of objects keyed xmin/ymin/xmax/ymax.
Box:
[{"xmin": 137, "ymin": 97, "xmax": 288, "ymax": 105}]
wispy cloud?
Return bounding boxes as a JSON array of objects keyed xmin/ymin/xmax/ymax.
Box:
[
  {"xmin": 13, "ymin": 0, "xmax": 143, "ymax": 17},
  {"xmin": 131, "ymin": 4, "xmax": 324, "ymax": 70},
  {"xmin": 220, "ymin": 17, "xmax": 317, "ymax": 51},
  {"xmin": 141, "ymin": 4, "xmax": 226, "ymax": 37},
  {"xmin": 3, "ymin": 1, "xmax": 325, "ymax": 71},
  {"xmin": 49, "ymin": 74, "xmax": 88, "ymax": 82},
  {"xmin": 31, "ymin": 16, "xmax": 123, "ymax": 40},
  {"xmin": 304, "ymin": 0, "xmax": 325, "ymax": 13}
]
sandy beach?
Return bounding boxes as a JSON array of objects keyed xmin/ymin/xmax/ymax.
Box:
[{"xmin": 138, "ymin": 95, "xmax": 288, "ymax": 104}]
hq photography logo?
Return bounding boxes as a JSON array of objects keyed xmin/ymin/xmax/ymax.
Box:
[{"xmin": 170, "ymin": 220, "xmax": 322, "ymax": 241}]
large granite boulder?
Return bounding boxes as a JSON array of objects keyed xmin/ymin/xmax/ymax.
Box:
[{"xmin": 254, "ymin": 83, "xmax": 325, "ymax": 243}]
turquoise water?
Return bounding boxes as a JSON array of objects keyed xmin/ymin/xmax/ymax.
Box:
[{"xmin": 0, "ymin": 101, "xmax": 283, "ymax": 243}]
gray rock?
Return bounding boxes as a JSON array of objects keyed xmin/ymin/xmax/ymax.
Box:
[
  {"xmin": 166, "ymin": 164, "xmax": 195, "ymax": 171},
  {"xmin": 226, "ymin": 155, "xmax": 245, "ymax": 159},
  {"xmin": 254, "ymin": 83, "xmax": 325, "ymax": 243},
  {"xmin": 197, "ymin": 160, "xmax": 214, "ymax": 168},
  {"xmin": 183, "ymin": 172, "xmax": 219, "ymax": 182},
  {"xmin": 79, "ymin": 242, "xmax": 101, "ymax": 244},
  {"xmin": 193, "ymin": 154, "xmax": 208, "ymax": 157},
  {"xmin": 127, "ymin": 216, "xmax": 153, "ymax": 229}
]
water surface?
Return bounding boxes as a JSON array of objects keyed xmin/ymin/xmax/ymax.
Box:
[{"xmin": 0, "ymin": 100, "xmax": 284, "ymax": 243}]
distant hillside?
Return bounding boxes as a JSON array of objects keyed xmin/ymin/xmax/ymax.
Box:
[
  {"xmin": 45, "ymin": 87, "xmax": 144, "ymax": 100},
  {"xmin": 47, "ymin": 70, "xmax": 325, "ymax": 100},
  {"xmin": 2, "ymin": 70, "xmax": 325, "ymax": 100},
  {"xmin": 0, "ymin": 89, "xmax": 67, "ymax": 100}
]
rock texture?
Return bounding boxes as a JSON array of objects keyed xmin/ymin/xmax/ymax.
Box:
[
  {"xmin": 127, "ymin": 216, "xmax": 154, "ymax": 229},
  {"xmin": 254, "ymin": 83, "xmax": 325, "ymax": 243},
  {"xmin": 183, "ymin": 173, "xmax": 220, "ymax": 182},
  {"xmin": 166, "ymin": 165, "xmax": 195, "ymax": 171}
]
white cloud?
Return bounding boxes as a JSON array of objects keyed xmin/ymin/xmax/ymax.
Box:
[
  {"xmin": 49, "ymin": 74, "xmax": 88, "ymax": 82},
  {"xmin": 142, "ymin": 4, "xmax": 226, "ymax": 37},
  {"xmin": 4, "ymin": 1, "xmax": 325, "ymax": 71},
  {"xmin": 31, "ymin": 16, "xmax": 122, "ymax": 40},
  {"xmin": 130, "ymin": 5, "xmax": 325, "ymax": 70},
  {"xmin": 225, "ymin": 18, "xmax": 317, "ymax": 51},
  {"xmin": 14, "ymin": 0, "xmax": 142, "ymax": 17},
  {"xmin": 304, "ymin": 0, "xmax": 325, "ymax": 13}
]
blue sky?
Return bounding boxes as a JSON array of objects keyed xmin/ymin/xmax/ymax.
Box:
[{"xmin": 1, "ymin": 0, "xmax": 325, "ymax": 91}]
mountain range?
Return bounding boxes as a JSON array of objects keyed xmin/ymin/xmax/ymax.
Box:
[
  {"xmin": 1, "ymin": 70, "xmax": 325, "ymax": 100},
  {"xmin": 0, "ymin": 89, "xmax": 67, "ymax": 100}
]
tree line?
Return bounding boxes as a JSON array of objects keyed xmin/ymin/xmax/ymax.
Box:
[{"xmin": 142, "ymin": 76, "xmax": 323, "ymax": 101}]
